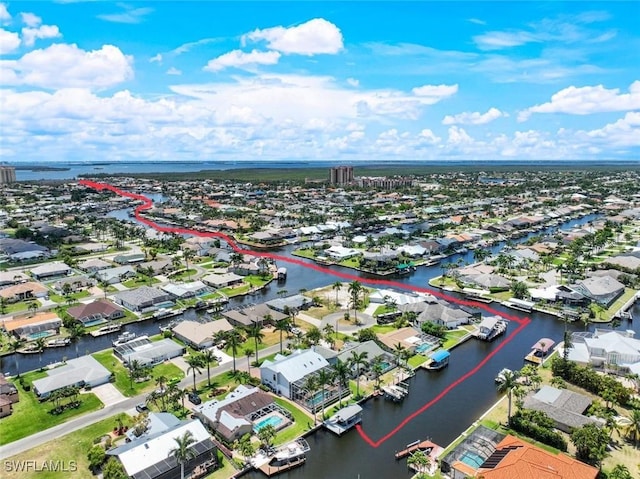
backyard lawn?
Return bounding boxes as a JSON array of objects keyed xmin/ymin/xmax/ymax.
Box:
[
  {"xmin": 91, "ymin": 350, "xmax": 184, "ymax": 397},
  {"xmin": 273, "ymin": 398, "xmax": 314, "ymax": 445},
  {"xmin": 0, "ymin": 371, "xmax": 104, "ymax": 445},
  {"xmin": 3, "ymin": 413, "xmax": 132, "ymax": 479}
]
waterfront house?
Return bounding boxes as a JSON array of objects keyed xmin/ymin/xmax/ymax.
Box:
[
  {"xmin": 113, "ymin": 336, "xmax": 185, "ymax": 367},
  {"xmin": 0, "ymin": 374, "xmax": 19, "ymax": 418},
  {"xmin": 336, "ymin": 341, "xmax": 394, "ymax": 378},
  {"xmin": 113, "ymin": 286, "xmax": 171, "ymax": 312},
  {"xmin": 260, "ymin": 349, "xmax": 329, "ymax": 399},
  {"xmin": 107, "ymin": 417, "xmax": 217, "ymax": 479},
  {"xmin": 66, "ymin": 299, "xmax": 125, "ymax": 326},
  {"xmin": 193, "ymin": 385, "xmax": 281, "ymax": 443},
  {"xmin": 161, "ymin": 280, "xmax": 209, "ymax": 300},
  {"xmin": 265, "ymin": 294, "xmax": 313, "ymax": 313},
  {"xmin": 522, "ymin": 385, "xmax": 603, "ymax": 433},
  {"xmin": 571, "ymin": 275, "xmax": 625, "ymax": 307},
  {"xmin": 474, "ymin": 435, "xmax": 598, "ymax": 479},
  {"xmin": 30, "ymin": 262, "xmax": 72, "ymax": 281},
  {"xmin": 202, "ymin": 272, "xmax": 244, "ymax": 289},
  {"xmin": 415, "ymin": 300, "xmax": 472, "ymax": 329},
  {"xmin": 171, "ymin": 319, "xmax": 234, "ymax": 350},
  {"xmin": 32, "ymin": 355, "xmax": 111, "ymax": 399},
  {"xmin": 568, "ymin": 329, "xmax": 640, "ymax": 375},
  {"xmin": 5, "ymin": 312, "xmax": 62, "ymax": 340}
]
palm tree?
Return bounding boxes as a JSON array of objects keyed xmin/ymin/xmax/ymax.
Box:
[
  {"xmin": 316, "ymin": 368, "xmax": 334, "ymax": 420},
  {"xmin": 274, "ymin": 318, "xmax": 290, "ymax": 354},
  {"xmin": 407, "ymin": 450, "xmax": 431, "ymax": 474},
  {"xmin": 372, "ymin": 356, "xmax": 384, "ymax": 390},
  {"xmin": 128, "ymin": 359, "xmax": 144, "ymax": 391},
  {"xmin": 244, "ymin": 347, "xmax": 254, "ymax": 373},
  {"xmin": 155, "ymin": 375, "xmax": 168, "ymax": 410},
  {"xmin": 35, "ymin": 337, "xmax": 46, "ymax": 369},
  {"xmin": 168, "ymin": 430, "xmax": 197, "ymax": 479},
  {"xmin": 332, "ymin": 281, "xmax": 342, "ymax": 306},
  {"xmin": 303, "ymin": 374, "xmax": 320, "ymax": 423},
  {"xmin": 347, "ymin": 281, "xmax": 363, "ymax": 324},
  {"xmin": 323, "ymin": 323, "xmax": 336, "ymax": 350},
  {"xmin": 200, "ymin": 349, "xmax": 217, "ymax": 389},
  {"xmin": 247, "ymin": 325, "xmax": 264, "ymax": 365},
  {"xmin": 393, "ymin": 342, "xmax": 407, "ymax": 367},
  {"xmin": 226, "ymin": 329, "xmax": 242, "ymax": 373},
  {"xmin": 349, "ymin": 350, "xmax": 369, "ymax": 398},
  {"xmin": 625, "ymin": 408, "xmax": 640, "ymax": 447},
  {"xmin": 28, "ymin": 301, "xmax": 38, "ymax": 317},
  {"xmin": 185, "ymin": 354, "xmax": 204, "ymax": 393},
  {"xmin": 306, "ymin": 326, "xmax": 322, "ymax": 345},
  {"xmin": 496, "ymin": 369, "xmax": 520, "ymax": 424},
  {"xmin": 332, "ymin": 359, "xmax": 350, "ymax": 408},
  {"xmin": 563, "ymin": 330, "xmax": 573, "ymax": 363},
  {"xmin": 68, "ymin": 322, "xmax": 85, "ymax": 358}
]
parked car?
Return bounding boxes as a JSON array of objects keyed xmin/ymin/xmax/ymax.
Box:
[
  {"xmin": 135, "ymin": 403, "xmax": 149, "ymax": 413},
  {"xmin": 188, "ymin": 392, "xmax": 202, "ymax": 405}
]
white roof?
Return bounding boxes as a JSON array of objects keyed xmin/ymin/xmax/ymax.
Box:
[
  {"xmin": 585, "ymin": 331, "xmax": 640, "ymax": 357},
  {"xmin": 33, "ymin": 355, "xmax": 110, "ymax": 395},
  {"xmin": 117, "ymin": 420, "xmax": 210, "ymax": 476},
  {"xmin": 31, "ymin": 262, "xmax": 71, "ymax": 275},
  {"xmin": 261, "ymin": 349, "xmax": 329, "ymax": 383}
]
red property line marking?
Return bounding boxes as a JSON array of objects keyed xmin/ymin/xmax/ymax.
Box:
[{"xmin": 80, "ymin": 179, "xmax": 531, "ymax": 447}]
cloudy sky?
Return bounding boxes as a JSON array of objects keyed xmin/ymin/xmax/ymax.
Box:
[{"xmin": 0, "ymin": 1, "xmax": 639, "ymax": 163}]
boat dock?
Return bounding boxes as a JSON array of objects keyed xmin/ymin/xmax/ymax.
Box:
[
  {"xmin": 90, "ymin": 324, "xmax": 122, "ymax": 337},
  {"xmin": 257, "ymin": 456, "xmax": 306, "ymax": 476},
  {"xmin": 472, "ymin": 316, "xmax": 508, "ymax": 341},
  {"xmin": 382, "ymin": 382, "xmax": 409, "ymax": 401},
  {"xmin": 394, "ymin": 439, "xmax": 442, "ymax": 460},
  {"xmin": 524, "ymin": 338, "xmax": 555, "ymax": 365},
  {"xmin": 324, "ymin": 404, "xmax": 363, "ymax": 435},
  {"xmin": 254, "ymin": 438, "xmax": 310, "ymax": 477}
]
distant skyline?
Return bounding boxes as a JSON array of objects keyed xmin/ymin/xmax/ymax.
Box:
[{"xmin": 0, "ymin": 1, "xmax": 638, "ymax": 163}]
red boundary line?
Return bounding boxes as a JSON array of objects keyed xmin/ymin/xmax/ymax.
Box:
[{"xmin": 79, "ymin": 179, "xmax": 531, "ymax": 448}]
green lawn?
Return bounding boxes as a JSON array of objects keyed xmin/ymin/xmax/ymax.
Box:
[
  {"xmin": 3, "ymin": 413, "xmax": 132, "ymax": 479},
  {"xmin": 48, "ymin": 290, "xmax": 90, "ymax": 304},
  {"xmin": 408, "ymin": 354, "xmax": 428, "ymax": 368},
  {"xmin": 273, "ymin": 398, "xmax": 314, "ymax": 445},
  {"xmin": 91, "ymin": 350, "xmax": 184, "ymax": 397},
  {"xmin": 442, "ymin": 329, "xmax": 470, "ymax": 349},
  {"xmin": 2, "ymin": 300, "xmax": 38, "ymax": 314},
  {"xmin": 291, "ymin": 248, "xmax": 316, "ymax": 260},
  {"xmin": 122, "ymin": 276, "xmax": 160, "ymax": 288},
  {"xmin": 0, "ymin": 371, "xmax": 104, "ymax": 445},
  {"xmin": 168, "ymin": 269, "xmax": 198, "ymax": 281}
]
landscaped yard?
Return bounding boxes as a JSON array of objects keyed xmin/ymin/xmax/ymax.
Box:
[
  {"xmin": 122, "ymin": 276, "xmax": 160, "ymax": 288},
  {"xmin": 48, "ymin": 290, "xmax": 90, "ymax": 304},
  {"xmin": 273, "ymin": 398, "xmax": 314, "ymax": 445},
  {"xmin": 91, "ymin": 350, "xmax": 184, "ymax": 397},
  {"xmin": 3, "ymin": 413, "xmax": 132, "ymax": 479},
  {"xmin": 442, "ymin": 328, "xmax": 470, "ymax": 349},
  {"xmin": 0, "ymin": 371, "xmax": 104, "ymax": 445}
]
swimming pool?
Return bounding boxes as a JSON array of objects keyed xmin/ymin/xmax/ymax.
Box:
[
  {"xmin": 254, "ymin": 414, "xmax": 284, "ymax": 432},
  {"xmin": 415, "ymin": 343, "xmax": 432, "ymax": 354},
  {"xmin": 28, "ymin": 331, "xmax": 52, "ymax": 340},
  {"xmin": 460, "ymin": 450, "xmax": 485, "ymax": 468}
]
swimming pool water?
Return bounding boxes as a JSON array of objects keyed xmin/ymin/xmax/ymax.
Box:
[
  {"xmin": 254, "ymin": 415, "xmax": 283, "ymax": 432},
  {"xmin": 460, "ymin": 451, "xmax": 484, "ymax": 468}
]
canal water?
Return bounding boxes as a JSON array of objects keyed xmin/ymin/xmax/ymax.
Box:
[{"xmin": 3, "ymin": 208, "xmax": 638, "ymax": 478}]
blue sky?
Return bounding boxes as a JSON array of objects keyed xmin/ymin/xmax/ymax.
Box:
[{"xmin": 0, "ymin": 1, "xmax": 639, "ymax": 163}]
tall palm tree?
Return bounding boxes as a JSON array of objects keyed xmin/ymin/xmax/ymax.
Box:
[
  {"xmin": 182, "ymin": 248, "xmax": 196, "ymax": 281},
  {"xmin": 68, "ymin": 322, "xmax": 85, "ymax": 358},
  {"xmin": 625, "ymin": 408, "xmax": 640, "ymax": 447},
  {"xmin": 563, "ymin": 330, "xmax": 573, "ymax": 363},
  {"xmin": 347, "ymin": 281, "xmax": 363, "ymax": 324},
  {"xmin": 497, "ymin": 369, "xmax": 520, "ymax": 424},
  {"xmin": 244, "ymin": 347, "xmax": 254, "ymax": 373},
  {"xmin": 168, "ymin": 430, "xmax": 197, "ymax": 479},
  {"xmin": 323, "ymin": 323, "xmax": 336, "ymax": 350},
  {"xmin": 185, "ymin": 354, "xmax": 204, "ymax": 393},
  {"xmin": 200, "ymin": 349, "xmax": 217, "ymax": 389},
  {"xmin": 316, "ymin": 368, "xmax": 334, "ymax": 420},
  {"xmin": 274, "ymin": 318, "xmax": 290, "ymax": 354},
  {"xmin": 155, "ymin": 375, "xmax": 168, "ymax": 411},
  {"xmin": 35, "ymin": 337, "xmax": 46, "ymax": 369},
  {"xmin": 225, "ymin": 329, "xmax": 242, "ymax": 373},
  {"xmin": 332, "ymin": 281, "xmax": 342, "ymax": 306},
  {"xmin": 332, "ymin": 359, "xmax": 350, "ymax": 408},
  {"xmin": 349, "ymin": 350, "xmax": 369, "ymax": 398},
  {"xmin": 393, "ymin": 342, "xmax": 407, "ymax": 367},
  {"xmin": 372, "ymin": 356, "xmax": 384, "ymax": 390},
  {"xmin": 247, "ymin": 325, "xmax": 264, "ymax": 365},
  {"xmin": 303, "ymin": 374, "xmax": 320, "ymax": 423}
]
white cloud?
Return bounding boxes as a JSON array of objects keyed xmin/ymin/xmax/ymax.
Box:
[
  {"xmin": 97, "ymin": 6, "xmax": 153, "ymax": 24},
  {"xmin": 21, "ymin": 24, "xmax": 61, "ymax": 47},
  {"xmin": 20, "ymin": 12, "xmax": 41, "ymax": 28},
  {"xmin": 418, "ymin": 129, "xmax": 441, "ymax": 144},
  {"xmin": 150, "ymin": 53, "xmax": 162, "ymax": 63},
  {"xmin": 0, "ymin": 3, "xmax": 11, "ymax": 25},
  {"xmin": 468, "ymin": 18, "xmax": 486, "ymax": 25},
  {"xmin": 575, "ymin": 112, "xmax": 640, "ymax": 147},
  {"xmin": 346, "ymin": 77, "xmax": 359, "ymax": 87},
  {"xmin": 518, "ymin": 81, "xmax": 640, "ymax": 121},
  {"xmin": 447, "ymin": 126, "xmax": 474, "ymax": 145},
  {"xmin": 411, "ymin": 84, "xmax": 458, "ymax": 102},
  {"xmin": 474, "ymin": 31, "xmax": 537, "ymax": 50},
  {"xmin": 243, "ymin": 18, "xmax": 343, "ymax": 55},
  {"xmin": 166, "ymin": 67, "xmax": 181, "ymax": 75},
  {"xmin": 0, "ymin": 43, "xmax": 133, "ymax": 89},
  {"xmin": 442, "ymin": 107, "xmax": 506, "ymax": 125},
  {"xmin": 204, "ymin": 49, "xmax": 281, "ymax": 72},
  {"xmin": 0, "ymin": 28, "xmax": 20, "ymax": 54}
]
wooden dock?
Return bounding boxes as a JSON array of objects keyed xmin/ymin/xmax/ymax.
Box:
[
  {"xmin": 394, "ymin": 439, "xmax": 442, "ymax": 460},
  {"xmin": 257, "ymin": 456, "xmax": 306, "ymax": 477}
]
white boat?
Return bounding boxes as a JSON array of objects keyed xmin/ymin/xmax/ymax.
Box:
[
  {"xmin": 46, "ymin": 338, "xmax": 71, "ymax": 348},
  {"xmin": 268, "ymin": 438, "xmax": 310, "ymax": 467},
  {"xmin": 494, "ymin": 368, "xmax": 512, "ymax": 384},
  {"xmin": 113, "ymin": 332, "xmax": 136, "ymax": 346},
  {"xmin": 90, "ymin": 323, "xmax": 122, "ymax": 337}
]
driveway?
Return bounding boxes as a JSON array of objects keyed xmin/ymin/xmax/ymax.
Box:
[{"xmin": 90, "ymin": 383, "xmax": 126, "ymax": 407}]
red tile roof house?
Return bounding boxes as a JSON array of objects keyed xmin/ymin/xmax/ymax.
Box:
[{"xmin": 66, "ymin": 299, "xmax": 125, "ymax": 325}]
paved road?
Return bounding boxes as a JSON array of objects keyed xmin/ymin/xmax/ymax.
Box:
[{"xmin": 0, "ymin": 343, "xmax": 282, "ymax": 459}]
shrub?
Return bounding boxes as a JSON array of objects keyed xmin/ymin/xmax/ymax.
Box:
[{"xmin": 509, "ymin": 410, "xmax": 568, "ymax": 451}]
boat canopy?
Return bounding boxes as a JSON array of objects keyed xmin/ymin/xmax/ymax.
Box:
[
  {"xmin": 430, "ymin": 350, "xmax": 450, "ymax": 362},
  {"xmin": 531, "ymin": 338, "xmax": 555, "ymax": 352}
]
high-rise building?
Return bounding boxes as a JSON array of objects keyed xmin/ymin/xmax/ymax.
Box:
[
  {"xmin": 0, "ymin": 166, "xmax": 16, "ymax": 184},
  {"xmin": 329, "ymin": 166, "xmax": 353, "ymax": 185}
]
